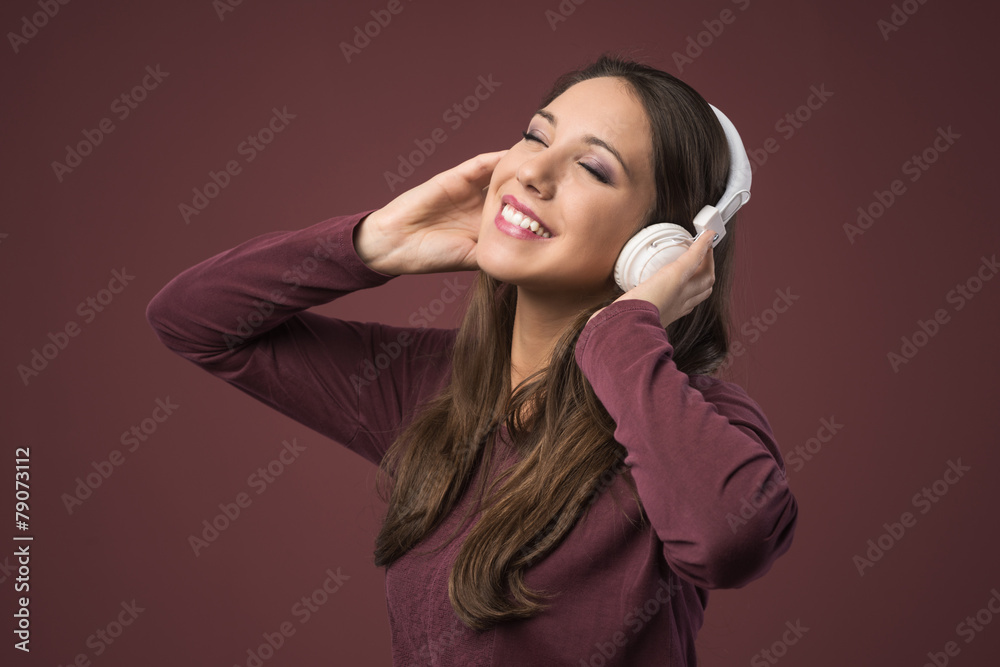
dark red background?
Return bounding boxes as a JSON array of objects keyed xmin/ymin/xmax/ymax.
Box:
[{"xmin": 3, "ymin": 0, "xmax": 999, "ymax": 665}]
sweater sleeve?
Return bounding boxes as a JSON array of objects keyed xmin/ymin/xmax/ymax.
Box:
[
  {"xmin": 145, "ymin": 210, "xmax": 455, "ymax": 467},
  {"xmin": 574, "ymin": 298, "xmax": 798, "ymax": 590}
]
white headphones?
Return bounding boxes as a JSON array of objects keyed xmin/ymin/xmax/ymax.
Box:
[{"xmin": 613, "ymin": 104, "xmax": 752, "ymax": 293}]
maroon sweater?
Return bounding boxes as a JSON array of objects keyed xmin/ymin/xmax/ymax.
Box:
[{"xmin": 146, "ymin": 210, "xmax": 797, "ymax": 666}]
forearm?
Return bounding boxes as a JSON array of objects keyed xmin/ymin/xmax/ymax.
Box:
[{"xmin": 146, "ymin": 209, "xmax": 394, "ymax": 369}]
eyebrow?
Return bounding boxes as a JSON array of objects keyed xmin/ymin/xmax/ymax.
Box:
[{"xmin": 533, "ymin": 109, "xmax": 632, "ymax": 179}]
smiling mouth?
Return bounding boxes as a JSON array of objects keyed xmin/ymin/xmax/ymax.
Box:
[{"xmin": 499, "ymin": 203, "xmax": 551, "ymax": 238}]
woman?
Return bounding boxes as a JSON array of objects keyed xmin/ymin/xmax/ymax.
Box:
[{"xmin": 147, "ymin": 54, "xmax": 797, "ymax": 666}]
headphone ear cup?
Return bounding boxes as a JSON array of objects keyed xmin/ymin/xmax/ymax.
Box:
[{"xmin": 614, "ymin": 223, "xmax": 694, "ymax": 292}]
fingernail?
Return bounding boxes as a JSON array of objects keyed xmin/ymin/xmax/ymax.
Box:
[{"xmin": 712, "ymin": 233, "xmax": 719, "ymax": 243}]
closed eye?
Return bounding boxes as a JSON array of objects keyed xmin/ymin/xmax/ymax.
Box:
[
  {"xmin": 520, "ymin": 131, "xmax": 611, "ymax": 184},
  {"xmin": 522, "ymin": 130, "xmax": 545, "ymax": 145}
]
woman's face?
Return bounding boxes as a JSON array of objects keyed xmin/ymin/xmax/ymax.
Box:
[{"xmin": 478, "ymin": 76, "xmax": 657, "ymax": 301}]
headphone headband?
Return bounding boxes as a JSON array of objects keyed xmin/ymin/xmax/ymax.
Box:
[
  {"xmin": 707, "ymin": 103, "xmax": 752, "ymax": 223},
  {"xmin": 612, "ymin": 101, "xmax": 754, "ymax": 293}
]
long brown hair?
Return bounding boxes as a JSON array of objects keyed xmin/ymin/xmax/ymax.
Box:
[{"xmin": 372, "ymin": 53, "xmax": 738, "ymax": 630}]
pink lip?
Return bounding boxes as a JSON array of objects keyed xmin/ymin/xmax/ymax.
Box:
[{"xmin": 495, "ymin": 195, "xmax": 554, "ymax": 241}]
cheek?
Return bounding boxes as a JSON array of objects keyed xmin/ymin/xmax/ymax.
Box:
[
  {"xmin": 570, "ymin": 200, "xmax": 637, "ymax": 254},
  {"xmin": 487, "ymin": 154, "xmax": 517, "ymax": 196},
  {"xmin": 483, "ymin": 152, "xmax": 526, "ymax": 219}
]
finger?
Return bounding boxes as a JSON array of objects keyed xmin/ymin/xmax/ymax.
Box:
[
  {"xmin": 696, "ymin": 229, "xmax": 718, "ymax": 250},
  {"xmin": 674, "ymin": 230, "xmax": 716, "ymax": 280},
  {"xmin": 696, "ymin": 233, "xmax": 716, "ymax": 271},
  {"xmin": 461, "ymin": 150, "xmax": 509, "ymax": 188},
  {"xmin": 682, "ymin": 282, "xmax": 714, "ymax": 316}
]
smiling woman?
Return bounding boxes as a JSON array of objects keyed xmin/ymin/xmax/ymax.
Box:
[
  {"xmin": 476, "ymin": 76, "xmax": 657, "ymax": 304},
  {"xmin": 146, "ymin": 53, "xmax": 797, "ymax": 666}
]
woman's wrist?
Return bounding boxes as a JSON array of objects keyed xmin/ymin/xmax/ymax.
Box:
[{"xmin": 353, "ymin": 210, "xmax": 399, "ymax": 276}]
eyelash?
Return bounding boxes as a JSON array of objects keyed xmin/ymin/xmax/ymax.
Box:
[{"xmin": 521, "ymin": 131, "xmax": 610, "ymax": 184}]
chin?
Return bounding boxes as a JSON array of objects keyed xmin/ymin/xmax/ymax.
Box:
[
  {"xmin": 474, "ymin": 252, "xmax": 525, "ymax": 288},
  {"xmin": 474, "ymin": 252, "xmax": 516, "ymax": 286}
]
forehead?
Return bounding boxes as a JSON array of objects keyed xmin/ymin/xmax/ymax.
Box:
[{"xmin": 544, "ymin": 77, "xmax": 653, "ymax": 170}]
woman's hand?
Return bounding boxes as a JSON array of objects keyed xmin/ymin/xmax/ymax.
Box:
[
  {"xmin": 354, "ymin": 150, "xmax": 508, "ymax": 276},
  {"xmin": 589, "ymin": 230, "xmax": 717, "ymax": 329}
]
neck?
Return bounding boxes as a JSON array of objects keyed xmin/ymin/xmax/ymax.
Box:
[{"xmin": 508, "ymin": 282, "xmax": 612, "ymax": 392}]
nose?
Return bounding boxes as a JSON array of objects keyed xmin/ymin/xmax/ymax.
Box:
[{"xmin": 515, "ymin": 149, "xmax": 560, "ymax": 200}]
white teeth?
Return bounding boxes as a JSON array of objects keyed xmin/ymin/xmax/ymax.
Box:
[{"xmin": 501, "ymin": 204, "xmax": 549, "ymax": 238}]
